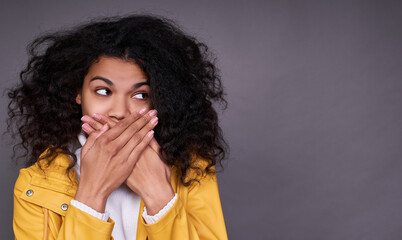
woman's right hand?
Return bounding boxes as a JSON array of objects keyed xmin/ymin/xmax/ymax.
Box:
[{"xmin": 74, "ymin": 109, "xmax": 158, "ymax": 212}]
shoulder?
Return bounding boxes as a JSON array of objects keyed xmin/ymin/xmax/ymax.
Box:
[
  {"xmin": 171, "ymin": 155, "xmax": 218, "ymax": 191},
  {"xmin": 36, "ymin": 148, "xmax": 75, "ymax": 171},
  {"xmin": 14, "ymin": 149, "xmax": 78, "ymax": 198}
]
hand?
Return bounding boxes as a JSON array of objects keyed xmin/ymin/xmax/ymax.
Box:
[
  {"xmin": 126, "ymin": 145, "xmax": 174, "ymax": 215},
  {"xmin": 82, "ymin": 113, "xmax": 160, "ymax": 152},
  {"xmin": 82, "ymin": 113, "xmax": 175, "ymax": 215},
  {"xmin": 75, "ymin": 109, "xmax": 158, "ymax": 212}
]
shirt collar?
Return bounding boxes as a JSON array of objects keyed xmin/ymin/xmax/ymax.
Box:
[{"xmin": 78, "ymin": 132, "xmax": 87, "ymax": 147}]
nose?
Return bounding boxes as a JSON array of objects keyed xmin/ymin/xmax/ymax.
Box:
[{"xmin": 108, "ymin": 96, "xmax": 130, "ymax": 121}]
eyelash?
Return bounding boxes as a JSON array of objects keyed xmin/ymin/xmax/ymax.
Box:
[{"xmin": 95, "ymin": 88, "xmax": 149, "ymax": 100}]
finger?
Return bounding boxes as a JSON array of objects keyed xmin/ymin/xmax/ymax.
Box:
[
  {"xmin": 81, "ymin": 115, "xmax": 103, "ymax": 131},
  {"xmin": 127, "ymin": 130, "xmax": 154, "ymax": 165},
  {"xmin": 97, "ymin": 123, "xmax": 110, "ymax": 137},
  {"xmin": 149, "ymin": 138, "xmax": 161, "ymax": 153},
  {"xmin": 101, "ymin": 109, "xmax": 156, "ymax": 145},
  {"xmin": 82, "ymin": 124, "xmax": 109, "ymax": 158},
  {"xmin": 82, "ymin": 123, "xmax": 95, "ymax": 135},
  {"xmin": 93, "ymin": 113, "xmax": 117, "ymax": 128},
  {"xmin": 111, "ymin": 112, "xmax": 157, "ymax": 151},
  {"xmin": 115, "ymin": 115, "xmax": 158, "ymax": 162}
]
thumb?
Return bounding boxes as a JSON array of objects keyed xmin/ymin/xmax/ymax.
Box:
[{"xmin": 81, "ymin": 124, "xmax": 109, "ymax": 158}]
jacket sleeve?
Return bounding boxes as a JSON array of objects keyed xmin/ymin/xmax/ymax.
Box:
[
  {"xmin": 13, "ymin": 168, "xmax": 115, "ymax": 240},
  {"xmin": 56, "ymin": 205, "xmax": 115, "ymax": 239},
  {"xmin": 141, "ymin": 172, "xmax": 228, "ymax": 240}
]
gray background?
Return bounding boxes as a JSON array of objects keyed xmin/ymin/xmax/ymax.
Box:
[{"xmin": 1, "ymin": 0, "xmax": 402, "ymax": 239}]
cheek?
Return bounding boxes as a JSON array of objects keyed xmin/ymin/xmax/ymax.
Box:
[
  {"xmin": 129, "ymin": 100, "xmax": 152, "ymax": 112},
  {"xmin": 82, "ymin": 103, "xmax": 107, "ymax": 116},
  {"xmin": 81, "ymin": 95, "xmax": 109, "ymax": 116}
]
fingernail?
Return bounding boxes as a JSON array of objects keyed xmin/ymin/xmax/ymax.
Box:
[
  {"xmin": 100, "ymin": 124, "xmax": 108, "ymax": 131},
  {"xmin": 93, "ymin": 113, "xmax": 101, "ymax": 121},
  {"xmin": 151, "ymin": 117, "xmax": 158, "ymax": 125},
  {"xmin": 147, "ymin": 130, "xmax": 154, "ymax": 138},
  {"xmin": 148, "ymin": 110, "xmax": 157, "ymax": 117},
  {"xmin": 139, "ymin": 108, "xmax": 147, "ymax": 115},
  {"xmin": 81, "ymin": 116, "xmax": 90, "ymax": 122},
  {"xmin": 82, "ymin": 123, "xmax": 91, "ymax": 132}
]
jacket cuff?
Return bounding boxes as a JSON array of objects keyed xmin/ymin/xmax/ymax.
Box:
[
  {"xmin": 65, "ymin": 204, "xmax": 115, "ymax": 235},
  {"xmin": 142, "ymin": 193, "xmax": 177, "ymax": 224},
  {"xmin": 141, "ymin": 195, "xmax": 184, "ymax": 234}
]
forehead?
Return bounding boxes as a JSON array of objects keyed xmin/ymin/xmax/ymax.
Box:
[{"xmin": 85, "ymin": 57, "xmax": 147, "ymax": 84}]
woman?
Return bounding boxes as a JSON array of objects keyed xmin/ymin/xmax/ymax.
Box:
[{"xmin": 9, "ymin": 14, "xmax": 228, "ymax": 239}]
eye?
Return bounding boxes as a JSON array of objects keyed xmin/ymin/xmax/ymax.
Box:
[
  {"xmin": 132, "ymin": 93, "xmax": 149, "ymax": 100},
  {"xmin": 95, "ymin": 88, "xmax": 110, "ymax": 96}
]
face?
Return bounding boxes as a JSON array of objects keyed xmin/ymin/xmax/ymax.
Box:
[{"xmin": 76, "ymin": 57, "xmax": 151, "ymax": 122}]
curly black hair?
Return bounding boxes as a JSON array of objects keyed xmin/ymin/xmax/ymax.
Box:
[{"xmin": 7, "ymin": 14, "xmax": 227, "ymax": 186}]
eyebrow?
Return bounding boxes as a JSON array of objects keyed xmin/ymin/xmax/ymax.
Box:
[{"xmin": 90, "ymin": 76, "xmax": 149, "ymax": 89}]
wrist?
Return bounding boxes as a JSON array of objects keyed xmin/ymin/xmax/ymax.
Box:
[
  {"xmin": 75, "ymin": 184, "xmax": 108, "ymax": 213},
  {"xmin": 142, "ymin": 184, "xmax": 175, "ymax": 216}
]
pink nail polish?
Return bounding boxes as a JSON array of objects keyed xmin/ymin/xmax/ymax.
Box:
[
  {"xmin": 147, "ymin": 130, "xmax": 154, "ymax": 138},
  {"xmin": 151, "ymin": 117, "xmax": 158, "ymax": 125},
  {"xmin": 139, "ymin": 108, "xmax": 147, "ymax": 115},
  {"xmin": 93, "ymin": 113, "xmax": 101, "ymax": 120},
  {"xmin": 82, "ymin": 123, "xmax": 91, "ymax": 131},
  {"xmin": 149, "ymin": 110, "xmax": 157, "ymax": 117},
  {"xmin": 100, "ymin": 124, "xmax": 108, "ymax": 131},
  {"xmin": 81, "ymin": 116, "xmax": 90, "ymax": 122}
]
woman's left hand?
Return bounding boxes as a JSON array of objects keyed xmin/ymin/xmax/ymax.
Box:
[
  {"xmin": 81, "ymin": 114, "xmax": 175, "ymax": 215},
  {"xmin": 125, "ymin": 142, "xmax": 175, "ymax": 215}
]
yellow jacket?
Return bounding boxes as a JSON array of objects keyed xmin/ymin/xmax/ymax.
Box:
[{"xmin": 13, "ymin": 152, "xmax": 228, "ymax": 239}]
